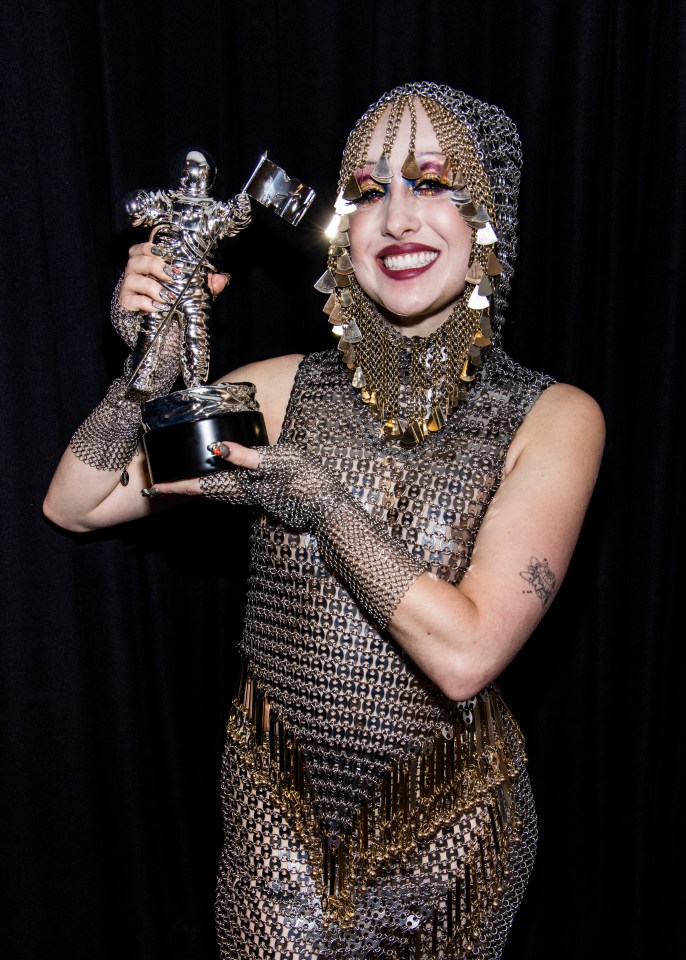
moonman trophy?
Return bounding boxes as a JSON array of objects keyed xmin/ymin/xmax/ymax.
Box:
[{"xmin": 123, "ymin": 149, "xmax": 315, "ymax": 484}]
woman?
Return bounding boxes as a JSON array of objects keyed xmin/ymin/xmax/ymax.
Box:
[{"xmin": 44, "ymin": 82, "xmax": 604, "ymax": 959}]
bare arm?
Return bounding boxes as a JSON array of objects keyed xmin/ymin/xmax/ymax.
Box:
[
  {"xmin": 43, "ymin": 354, "xmax": 301, "ymax": 532},
  {"xmin": 44, "ymin": 444, "xmax": 158, "ymax": 532},
  {"xmin": 387, "ymin": 383, "xmax": 605, "ymax": 698}
]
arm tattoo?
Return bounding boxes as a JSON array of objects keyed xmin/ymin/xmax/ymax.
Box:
[{"xmin": 519, "ymin": 556, "xmax": 557, "ymax": 608}]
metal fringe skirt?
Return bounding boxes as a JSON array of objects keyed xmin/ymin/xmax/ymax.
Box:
[{"xmin": 214, "ymin": 673, "xmax": 537, "ymax": 960}]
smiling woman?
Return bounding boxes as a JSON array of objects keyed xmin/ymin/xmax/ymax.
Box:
[
  {"xmin": 347, "ymin": 114, "xmax": 475, "ymax": 336},
  {"xmin": 44, "ymin": 82, "xmax": 605, "ymax": 960}
]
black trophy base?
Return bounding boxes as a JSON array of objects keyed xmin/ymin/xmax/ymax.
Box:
[{"xmin": 142, "ymin": 410, "xmax": 268, "ymax": 484}]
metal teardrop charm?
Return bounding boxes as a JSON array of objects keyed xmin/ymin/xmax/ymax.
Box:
[
  {"xmin": 383, "ymin": 417, "xmax": 401, "ymax": 437},
  {"xmin": 486, "ymin": 251, "xmax": 503, "ymax": 275},
  {"xmin": 399, "ymin": 420, "xmax": 424, "ymax": 448},
  {"xmin": 468, "ymin": 285, "xmax": 490, "ymax": 310},
  {"xmin": 465, "ymin": 260, "xmax": 484, "ymax": 284},
  {"xmin": 336, "ymin": 253, "xmax": 355, "ymax": 274},
  {"xmin": 401, "ymin": 151, "xmax": 422, "ymax": 179},
  {"xmin": 463, "ymin": 203, "xmax": 490, "ymax": 226},
  {"xmin": 352, "ymin": 366, "xmax": 366, "ymax": 388},
  {"xmin": 322, "ymin": 292, "xmax": 337, "ymax": 315},
  {"xmin": 314, "ymin": 269, "xmax": 336, "ymax": 294},
  {"xmin": 477, "ymin": 275, "xmax": 493, "ymax": 297},
  {"xmin": 371, "ymin": 154, "xmax": 393, "ymax": 183},
  {"xmin": 427, "ymin": 405, "xmax": 446, "ymax": 432},
  {"xmin": 330, "ymin": 231, "xmax": 350, "ymax": 248},
  {"xmin": 342, "ymin": 318, "xmax": 362, "ymax": 343},
  {"xmin": 476, "ymin": 223, "xmax": 498, "ymax": 245},
  {"xmin": 342, "ymin": 173, "xmax": 362, "ymax": 201}
]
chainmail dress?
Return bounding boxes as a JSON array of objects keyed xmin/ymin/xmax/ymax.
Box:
[{"xmin": 214, "ymin": 341, "xmax": 554, "ymax": 960}]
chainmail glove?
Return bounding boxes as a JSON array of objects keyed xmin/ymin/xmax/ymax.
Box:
[
  {"xmin": 231, "ymin": 446, "xmax": 343, "ymax": 527},
  {"xmin": 198, "ymin": 446, "xmax": 336, "ymax": 515},
  {"xmin": 69, "ymin": 281, "xmax": 182, "ymax": 471},
  {"xmin": 196, "ymin": 461, "xmax": 256, "ymax": 507},
  {"xmin": 200, "ymin": 445, "xmax": 425, "ymax": 629},
  {"xmin": 315, "ymin": 494, "xmax": 425, "ymax": 630},
  {"xmin": 110, "ymin": 274, "xmax": 141, "ymax": 348}
]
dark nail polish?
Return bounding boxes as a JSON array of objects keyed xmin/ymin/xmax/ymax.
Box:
[{"xmin": 207, "ymin": 442, "xmax": 230, "ymax": 458}]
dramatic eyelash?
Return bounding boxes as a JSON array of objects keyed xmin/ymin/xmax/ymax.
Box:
[
  {"xmin": 355, "ymin": 184, "xmax": 387, "ymax": 205},
  {"xmin": 350, "ymin": 174, "xmax": 451, "ymax": 206},
  {"xmin": 412, "ymin": 177, "xmax": 452, "ymax": 194}
]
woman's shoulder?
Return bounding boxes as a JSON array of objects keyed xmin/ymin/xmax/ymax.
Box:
[
  {"xmin": 217, "ymin": 353, "xmax": 305, "ymax": 386},
  {"xmin": 504, "ymin": 381, "xmax": 605, "ymax": 477},
  {"xmin": 216, "ymin": 349, "xmax": 341, "ymax": 388},
  {"xmin": 528, "ymin": 381, "xmax": 605, "ymax": 432},
  {"xmin": 484, "ymin": 349, "xmax": 604, "ymax": 445}
]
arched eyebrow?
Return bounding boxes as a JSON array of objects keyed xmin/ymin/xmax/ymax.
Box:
[{"xmin": 412, "ymin": 153, "xmax": 449, "ymax": 177}]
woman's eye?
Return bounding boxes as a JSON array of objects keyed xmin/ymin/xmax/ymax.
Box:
[
  {"xmin": 355, "ymin": 187, "xmax": 386, "ymax": 205},
  {"xmin": 413, "ymin": 178, "xmax": 451, "ymax": 197}
]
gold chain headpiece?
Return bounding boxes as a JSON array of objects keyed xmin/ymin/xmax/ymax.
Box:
[{"xmin": 314, "ymin": 84, "xmax": 522, "ymax": 446}]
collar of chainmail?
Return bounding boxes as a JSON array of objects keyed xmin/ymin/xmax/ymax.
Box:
[{"xmin": 339, "ymin": 282, "xmax": 483, "ymax": 444}]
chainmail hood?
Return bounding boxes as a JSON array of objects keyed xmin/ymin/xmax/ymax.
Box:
[{"xmin": 338, "ymin": 82, "xmax": 523, "ymax": 336}]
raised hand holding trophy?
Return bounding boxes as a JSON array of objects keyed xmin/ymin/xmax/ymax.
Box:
[{"xmin": 123, "ymin": 149, "xmax": 315, "ymax": 484}]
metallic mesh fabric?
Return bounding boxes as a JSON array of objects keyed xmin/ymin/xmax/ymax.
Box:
[
  {"xmin": 204, "ymin": 445, "xmax": 425, "ymax": 630},
  {"xmin": 109, "ymin": 275, "xmax": 140, "ymax": 348},
  {"xmin": 69, "ymin": 279, "xmax": 182, "ymax": 471},
  {"xmin": 69, "ymin": 341, "xmax": 178, "ymax": 472},
  {"xmin": 215, "ymin": 347, "xmax": 554, "ymax": 959}
]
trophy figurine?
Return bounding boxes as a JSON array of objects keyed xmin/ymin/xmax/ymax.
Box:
[{"xmin": 122, "ymin": 149, "xmax": 315, "ymax": 484}]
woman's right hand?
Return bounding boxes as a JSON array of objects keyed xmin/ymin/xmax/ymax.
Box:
[{"xmin": 120, "ymin": 242, "xmax": 230, "ymax": 314}]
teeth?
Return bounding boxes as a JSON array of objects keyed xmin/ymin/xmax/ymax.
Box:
[{"xmin": 382, "ymin": 251, "xmax": 438, "ymax": 270}]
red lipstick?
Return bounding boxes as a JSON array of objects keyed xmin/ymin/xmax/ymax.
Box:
[{"xmin": 376, "ymin": 243, "xmax": 439, "ymax": 280}]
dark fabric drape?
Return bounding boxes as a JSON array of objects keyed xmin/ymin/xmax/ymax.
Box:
[{"xmin": 1, "ymin": 1, "xmax": 683, "ymax": 957}]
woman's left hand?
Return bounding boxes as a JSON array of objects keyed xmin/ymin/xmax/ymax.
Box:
[
  {"xmin": 141, "ymin": 442, "xmax": 260, "ymax": 497},
  {"xmin": 144, "ymin": 443, "xmax": 343, "ymax": 533}
]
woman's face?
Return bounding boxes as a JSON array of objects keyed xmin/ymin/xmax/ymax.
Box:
[{"xmin": 347, "ymin": 103, "xmax": 474, "ymax": 337}]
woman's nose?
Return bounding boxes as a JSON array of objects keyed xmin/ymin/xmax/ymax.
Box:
[{"xmin": 381, "ymin": 180, "xmax": 418, "ymax": 238}]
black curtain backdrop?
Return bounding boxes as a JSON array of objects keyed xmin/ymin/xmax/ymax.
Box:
[{"xmin": 1, "ymin": 1, "xmax": 684, "ymax": 958}]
